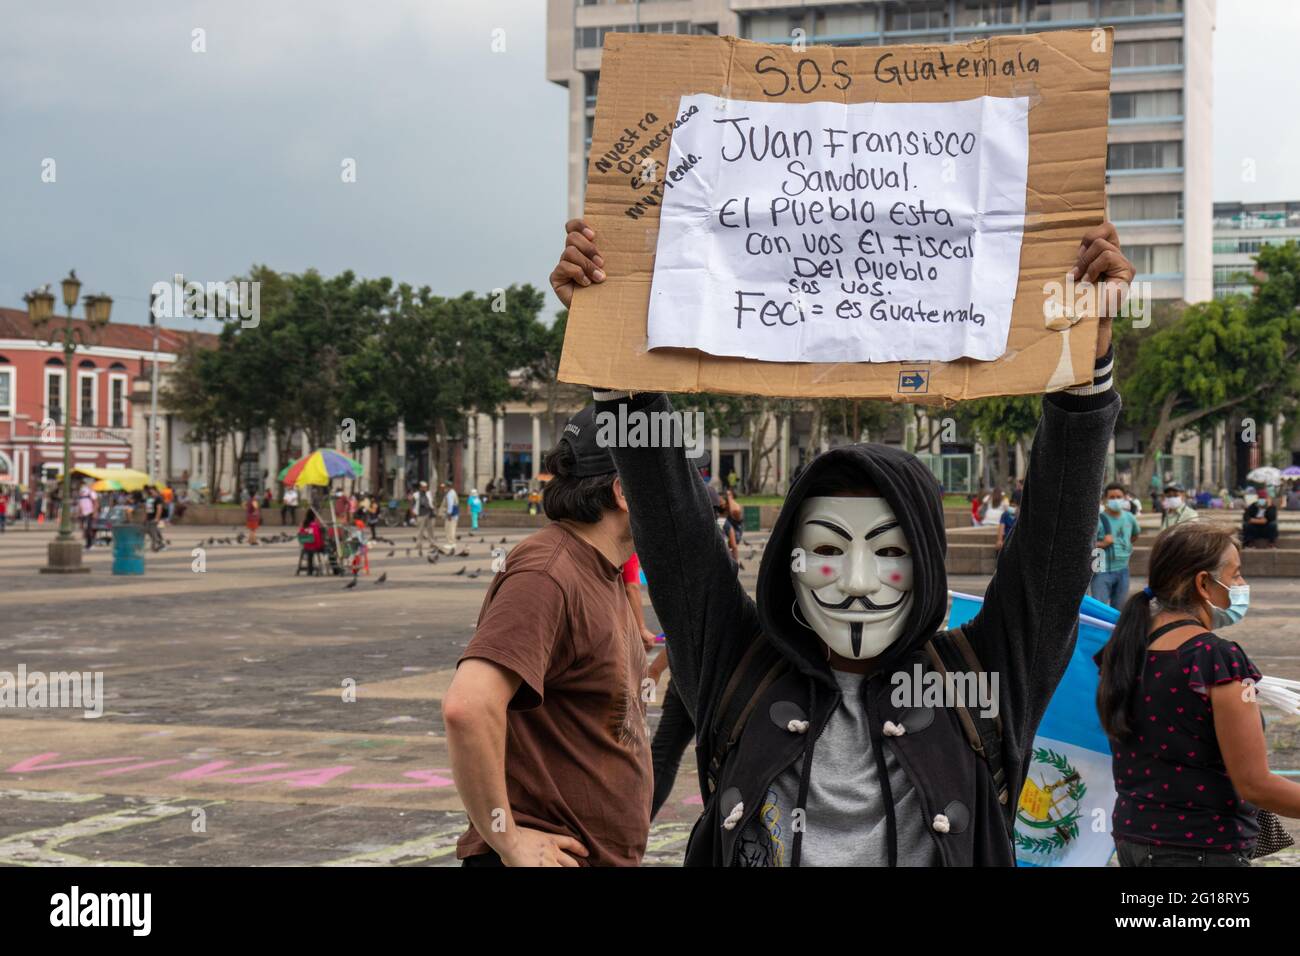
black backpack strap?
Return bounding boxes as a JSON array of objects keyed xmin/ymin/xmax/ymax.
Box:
[
  {"xmin": 705, "ymin": 635, "xmax": 788, "ymax": 795},
  {"xmin": 924, "ymin": 627, "xmax": 1009, "ymax": 820}
]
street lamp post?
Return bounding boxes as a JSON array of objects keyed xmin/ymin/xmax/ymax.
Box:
[{"xmin": 25, "ymin": 270, "xmax": 113, "ymax": 574}]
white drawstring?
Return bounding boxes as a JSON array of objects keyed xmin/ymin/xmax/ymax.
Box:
[
  {"xmin": 722, "ymin": 802, "xmax": 745, "ymax": 830},
  {"xmin": 882, "ymin": 720, "xmax": 906, "ymax": 737},
  {"xmin": 932, "ymin": 814, "xmax": 950, "ymax": 833},
  {"xmin": 787, "ymin": 719, "xmax": 810, "ymax": 734}
]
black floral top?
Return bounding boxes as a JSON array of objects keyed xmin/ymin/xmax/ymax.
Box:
[{"xmin": 1107, "ymin": 629, "xmax": 1263, "ymax": 853}]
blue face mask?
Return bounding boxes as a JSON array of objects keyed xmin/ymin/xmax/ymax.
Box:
[
  {"xmin": 1105, "ymin": 499, "xmax": 1124, "ymax": 512},
  {"xmin": 1209, "ymin": 578, "xmax": 1250, "ymax": 628}
]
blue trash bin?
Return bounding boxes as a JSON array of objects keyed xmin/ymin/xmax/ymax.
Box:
[{"xmin": 112, "ymin": 524, "xmax": 145, "ymax": 575}]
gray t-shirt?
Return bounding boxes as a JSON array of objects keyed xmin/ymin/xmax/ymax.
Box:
[{"xmin": 765, "ymin": 669, "xmax": 941, "ymax": 866}]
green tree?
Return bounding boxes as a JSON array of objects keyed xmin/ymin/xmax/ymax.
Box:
[
  {"xmin": 950, "ymin": 395, "xmax": 1039, "ymax": 489},
  {"xmin": 1121, "ymin": 241, "xmax": 1300, "ymax": 492},
  {"xmin": 374, "ymin": 284, "xmax": 547, "ymax": 486}
]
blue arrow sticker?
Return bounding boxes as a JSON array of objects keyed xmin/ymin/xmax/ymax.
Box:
[{"xmin": 897, "ymin": 369, "xmax": 929, "ymax": 394}]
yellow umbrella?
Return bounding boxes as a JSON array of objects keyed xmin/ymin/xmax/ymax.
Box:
[{"xmin": 69, "ymin": 466, "xmax": 157, "ymax": 492}]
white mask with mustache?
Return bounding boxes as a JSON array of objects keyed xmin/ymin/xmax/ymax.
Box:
[{"xmin": 791, "ymin": 496, "xmax": 914, "ymax": 660}]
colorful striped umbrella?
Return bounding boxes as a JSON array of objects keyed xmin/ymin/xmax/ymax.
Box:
[{"xmin": 280, "ymin": 449, "xmax": 363, "ymax": 487}]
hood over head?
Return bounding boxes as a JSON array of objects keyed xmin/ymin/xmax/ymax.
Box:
[{"xmin": 756, "ymin": 443, "xmax": 949, "ymax": 686}]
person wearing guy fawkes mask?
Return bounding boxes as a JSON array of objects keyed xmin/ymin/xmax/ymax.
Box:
[{"xmin": 549, "ymin": 220, "xmax": 1133, "ymax": 866}]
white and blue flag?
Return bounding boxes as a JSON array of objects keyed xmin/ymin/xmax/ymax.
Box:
[{"xmin": 948, "ymin": 591, "xmax": 1118, "ymax": 867}]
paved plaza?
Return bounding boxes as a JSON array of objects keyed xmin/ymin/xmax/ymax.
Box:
[{"xmin": 2, "ymin": 522, "xmax": 1299, "ymax": 866}]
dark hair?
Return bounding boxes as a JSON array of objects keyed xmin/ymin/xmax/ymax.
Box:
[
  {"xmin": 1104, "ymin": 482, "xmax": 1127, "ymax": 496},
  {"xmin": 540, "ymin": 443, "xmax": 619, "ymax": 524},
  {"xmin": 1096, "ymin": 522, "xmax": 1239, "ymax": 740}
]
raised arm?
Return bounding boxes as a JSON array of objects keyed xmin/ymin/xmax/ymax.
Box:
[
  {"xmin": 593, "ymin": 391, "xmax": 760, "ymax": 722},
  {"xmin": 963, "ymin": 224, "xmax": 1131, "ymax": 771}
]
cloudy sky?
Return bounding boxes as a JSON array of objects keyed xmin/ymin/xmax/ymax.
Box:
[{"xmin": 1, "ymin": 0, "xmax": 1295, "ymax": 331}]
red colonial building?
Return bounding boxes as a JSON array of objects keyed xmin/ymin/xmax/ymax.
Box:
[{"xmin": 0, "ymin": 306, "xmax": 215, "ymax": 488}]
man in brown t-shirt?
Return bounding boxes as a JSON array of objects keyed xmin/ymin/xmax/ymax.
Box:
[{"xmin": 445, "ymin": 406, "xmax": 652, "ymax": 866}]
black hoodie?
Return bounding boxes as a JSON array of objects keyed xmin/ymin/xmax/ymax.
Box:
[{"xmin": 598, "ymin": 367, "xmax": 1119, "ymax": 866}]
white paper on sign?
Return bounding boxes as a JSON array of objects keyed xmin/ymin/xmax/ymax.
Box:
[{"xmin": 647, "ymin": 93, "xmax": 1031, "ymax": 364}]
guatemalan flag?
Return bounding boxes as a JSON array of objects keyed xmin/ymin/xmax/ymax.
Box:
[{"xmin": 948, "ymin": 591, "xmax": 1119, "ymax": 867}]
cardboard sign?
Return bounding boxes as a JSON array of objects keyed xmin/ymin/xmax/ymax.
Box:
[{"xmin": 559, "ymin": 30, "xmax": 1114, "ymax": 406}]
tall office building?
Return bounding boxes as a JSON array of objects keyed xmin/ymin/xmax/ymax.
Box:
[
  {"xmin": 546, "ymin": 0, "xmax": 1214, "ymax": 303},
  {"xmin": 1212, "ymin": 200, "xmax": 1300, "ymax": 299}
]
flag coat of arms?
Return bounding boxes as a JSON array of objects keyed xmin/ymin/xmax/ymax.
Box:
[{"xmin": 948, "ymin": 592, "xmax": 1119, "ymax": 867}]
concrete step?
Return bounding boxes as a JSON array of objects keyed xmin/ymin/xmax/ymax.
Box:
[
  {"xmin": 948, "ymin": 525, "xmax": 1300, "ymax": 550},
  {"xmin": 946, "ymin": 540, "xmax": 1300, "ymax": 577}
]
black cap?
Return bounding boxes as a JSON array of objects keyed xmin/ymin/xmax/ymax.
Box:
[
  {"xmin": 558, "ymin": 406, "xmax": 617, "ymax": 478},
  {"xmin": 1163, "ymin": 481, "xmax": 1185, "ymax": 494}
]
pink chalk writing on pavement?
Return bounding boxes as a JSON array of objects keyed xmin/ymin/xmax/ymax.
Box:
[{"xmin": 4, "ymin": 752, "xmax": 457, "ymax": 791}]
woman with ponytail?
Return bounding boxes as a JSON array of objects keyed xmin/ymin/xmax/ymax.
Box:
[{"xmin": 1097, "ymin": 521, "xmax": 1300, "ymax": 865}]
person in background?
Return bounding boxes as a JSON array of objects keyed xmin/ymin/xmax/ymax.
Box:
[
  {"xmin": 995, "ymin": 496, "xmax": 1018, "ymax": 552},
  {"xmin": 1159, "ymin": 481, "xmax": 1198, "ymax": 530},
  {"xmin": 1124, "ymin": 489, "xmax": 1143, "ymax": 517},
  {"xmin": 332, "ymin": 490, "xmax": 349, "ymax": 525},
  {"xmin": 1285, "ymin": 484, "xmax": 1300, "ymax": 511},
  {"xmin": 468, "ymin": 488, "xmax": 484, "ymax": 531},
  {"xmin": 143, "ymin": 487, "xmax": 166, "ymax": 551},
  {"xmin": 622, "ymin": 553, "xmax": 658, "ymax": 653},
  {"xmin": 981, "ymin": 488, "xmax": 1007, "ymax": 527},
  {"xmin": 970, "ymin": 488, "xmax": 986, "ymax": 526},
  {"xmin": 0, "ymin": 488, "xmax": 8, "ymax": 533},
  {"xmin": 1010, "ymin": 478, "xmax": 1025, "ymax": 508},
  {"xmin": 1097, "ymin": 521, "xmax": 1300, "ymax": 866},
  {"xmin": 297, "ymin": 509, "xmax": 326, "ymax": 575},
  {"xmin": 245, "ymin": 492, "xmax": 262, "ymax": 546},
  {"xmin": 282, "ymin": 485, "xmax": 299, "ymax": 526},
  {"xmin": 709, "ymin": 486, "xmax": 740, "ymax": 568},
  {"xmin": 412, "ymin": 481, "xmax": 437, "ymax": 553},
  {"xmin": 441, "ymin": 482, "xmax": 460, "ymax": 554},
  {"xmin": 1092, "ymin": 482, "xmax": 1141, "ymax": 609},
  {"xmin": 261, "ymin": 487, "xmax": 273, "ymax": 513},
  {"xmin": 723, "ymin": 487, "xmax": 745, "ymax": 555},
  {"xmin": 365, "ymin": 494, "xmax": 381, "ymax": 538},
  {"xmin": 77, "ymin": 481, "xmax": 98, "ymax": 550},
  {"xmin": 1242, "ymin": 488, "xmax": 1279, "ymax": 549}
]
